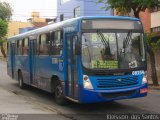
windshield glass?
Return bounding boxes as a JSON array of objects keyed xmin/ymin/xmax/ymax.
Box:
[{"xmin": 81, "ymin": 31, "xmax": 146, "ymax": 70}]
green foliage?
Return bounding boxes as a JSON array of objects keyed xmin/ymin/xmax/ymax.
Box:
[
  {"xmin": 0, "ymin": 1, "xmax": 12, "ymax": 45},
  {"xmin": 0, "ymin": 19, "xmax": 8, "ymax": 38},
  {"xmin": 0, "ymin": 19, "xmax": 8, "ymax": 45},
  {"xmin": 145, "ymin": 32, "xmax": 160, "ymax": 52},
  {"xmin": 97, "ymin": 0, "xmax": 160, "ymax": 18},
  {"xmin": 0, "ymin": 39, "xmax": 5, "ymax": 46},
  {"xmin": 0, "ymin": 1, "xmax": 12, "ymax": 21}
]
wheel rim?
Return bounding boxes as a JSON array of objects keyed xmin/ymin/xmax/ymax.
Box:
[{"xmin": 56, "ymin": 85, "xmax": 63, "ymax": 98}]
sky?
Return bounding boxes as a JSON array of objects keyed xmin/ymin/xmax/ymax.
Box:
[{"xmin": 2, "ymin": 0, "xmax": 57, "ymax": 21}]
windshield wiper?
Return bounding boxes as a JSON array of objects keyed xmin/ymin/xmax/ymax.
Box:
[
  {"xmin": 97, "ymin": 30, "xmax": 108, "ymax": 47},
  {"xmin": 123, "ymin": 30, "xmax": 132, "ymax": 49},
  {"xmin": 122, "ymin": 31, "xmax": 133, "ymax": 56},
  {"xmin": 97, "ymin": 30, "xmax": 111, "ymax": 55}
]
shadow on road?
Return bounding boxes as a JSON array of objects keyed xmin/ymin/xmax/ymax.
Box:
[
  {"xmin": 0, "ymin": 81, "xmax": 153, "ymax": 120},
  {"xmin": 10, "ymin": 82, "xmax": 150, "ymax": 114}
]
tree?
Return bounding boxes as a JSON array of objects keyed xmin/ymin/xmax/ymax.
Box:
[
  {"xmin": 97, "ymin": 0, "xmax": 160, "ymax": 18},
  {"xmin": 146, "ymin": 33, "xmax": 160, "ymax": 86},
  {"xmin": 97, "ymin": 0, "xmax": 160, "ymax": 86},
  {"xmin": 0, "ymin": 2, "xmax": 12, "ymax": 21},
  {"xmin": 0, "ymin": 19, "xmax": 8, "ymax": 58},
  {"xmin": 0, "ymin": 1, "xmax": 12, "ymax": 58}
]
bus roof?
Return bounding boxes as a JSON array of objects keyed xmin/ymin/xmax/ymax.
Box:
[{"xmin": 8, "ymin": 16, "xmax": 140, "ymax": 41}]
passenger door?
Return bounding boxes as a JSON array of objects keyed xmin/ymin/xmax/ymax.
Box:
[
  {"xmin": 10, "ymin": 43, "xmax": 16, "ymax": 78},
  {"xmin": 66, "ymin": 33, "xmax": 78, "ymax": 99},
  {"xmin": 29, "ymin": 39, "xmax": 37, "ymax": 85}
]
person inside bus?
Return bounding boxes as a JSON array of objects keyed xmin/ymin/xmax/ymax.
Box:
[{"xmin": 100, "ymin": 47, "xmax": 116, "ymax": 61}]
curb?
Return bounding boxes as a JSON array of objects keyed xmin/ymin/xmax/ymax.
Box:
[
  {"xmin": 148, "ymin": 84, "xmax": 160, "ymax": 90},
  {"xmin": 0, "ymin": 57, "xmax": 6, "ymax": 62}
]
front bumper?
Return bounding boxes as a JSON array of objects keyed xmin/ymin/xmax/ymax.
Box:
[{"xmin": 79, "ymin": 84, "xmax": 148, "ymax": 103}]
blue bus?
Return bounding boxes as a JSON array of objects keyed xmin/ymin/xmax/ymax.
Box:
[{"xmin": 7, "ymin": 16, "xmax": 148, "ymax": 105}]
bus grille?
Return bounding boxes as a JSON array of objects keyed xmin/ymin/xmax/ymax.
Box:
[
  {"xmin": 101, "ymin": 90, "xmax": 136, "ymax": 99},
  {"xmin": 96, "ymin": 76, "xmax": 139, "ymax": 88}
]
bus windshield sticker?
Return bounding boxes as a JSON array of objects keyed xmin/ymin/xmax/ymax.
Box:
[
  {"xmin": 91, "ymin": 60, "xmax": 118, "ymax": 69},
  {"xmin": 129, "ymin": 60, "xmax": 138, "ymax": 68}
]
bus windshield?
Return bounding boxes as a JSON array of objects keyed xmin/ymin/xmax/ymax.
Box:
[{"xmin": 81, "ymin": 31, "xmax": 146, "ymax": 70}]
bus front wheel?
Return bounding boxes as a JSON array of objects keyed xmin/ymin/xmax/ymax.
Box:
[
  {"xmin": 18, "ymin": 71, "xmax": 25, "ymax": 89},
  {"xmin": 54, "ymin": 81, "xmax": 67, "ymax": 105}
]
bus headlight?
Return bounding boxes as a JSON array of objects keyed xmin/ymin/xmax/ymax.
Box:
[
  {"xmin": 83, "ymin": 75, "xmax": 93, "ymax": 89},
  {"xmin": 142, "ymin": 71, "xmax": 148, "ymax": 84}
]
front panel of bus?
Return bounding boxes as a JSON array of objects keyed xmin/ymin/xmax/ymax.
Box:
[{"xmin": 78, "ymin": 18, "xmax": 148, "ymax": 103}]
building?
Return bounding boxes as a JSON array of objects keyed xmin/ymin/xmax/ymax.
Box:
[
  {"xmin": 7, "ymin": 21, "xmax": 32, "ymax": 38},
  {"xmin": 19, "ymin": 12, "xmax": 56, "ymax": 33},
  {"xmin": 150, "ymin": 8, "xmax": 160, "ymax": 36},
  {"xmin": 57, "ymin": 0, "xmax": 113, "ymax": 22},
  {"xmin": 28, "ymin": 12, "xmax": 47, "ymax": 23},
  {"xmin": 139, "ymin": 8, "xmax": 160, "ymax": 36},
  {"xmin": 0, "ymin": 21, "xmax": 31, "ymax": 57},
  {"xmin": 0, "ymin": 12, "xmax": 55, "ymax": 57},
  {"xmin": 27, "ymin": 12, "xmax": 55, "ymax": 28},
  {"xmin": 139, "ymin": 9, "xmax": 151, "ymax": 33}
]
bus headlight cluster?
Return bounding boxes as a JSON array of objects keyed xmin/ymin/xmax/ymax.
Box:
[
  {"xmin": 142, "ymin": 71, "xmax": 148, "ymax": 84},
  {"xmin": 83, "ymin": 75, "xmax": 93, "ymax": 89}
]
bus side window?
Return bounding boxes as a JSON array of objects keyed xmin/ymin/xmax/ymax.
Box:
[
  {"xmin": 46, "ymin": 33, "xmax": 51, "ymax": 55},
  {"xmin": 16, "ymin": 40, "xmax": 19, "ymax": 55},
  {"xmin": 37, "ymin": 36, "xmax": 40, "ymax": 55},
  {"xmin": 22, "ymin": 39, "xmax": 25, "ymax": 55},
  {"xmin": 23, "ymin": 38, "xmax": 29, "ymax": 55},
  {"xmin": 39, "ymin": 33, "xmax": 50, "ymax": 55},
  {"xmin": 16, "ymin": 40, "xmax": 22, "ymax": 55},
  {"xmin": 19, "ymin": 40, "xmax": 22, "ymax": 55},
  {"xmin": 52, "ymin": 30, "xmax": 63, "ymax": 55},
  {"xmin": 50, "ymin": 32, "xmax": 55, "ymax": 55}
]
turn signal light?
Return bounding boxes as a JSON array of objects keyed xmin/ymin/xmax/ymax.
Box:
[{"xmin": 83, "ymin": 76, "xmax": 88, "ymax": 81}]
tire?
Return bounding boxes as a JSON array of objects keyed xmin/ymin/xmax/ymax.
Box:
[
  {"xmin": 54, "ymin": 81, "xmax": 67, "ymax": 105},
  {"xmin": 18, "ymin": 71, "xmax": 25, "ymax": 89}
]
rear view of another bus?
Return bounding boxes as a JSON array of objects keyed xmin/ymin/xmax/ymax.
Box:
[{"xmin": 78, "ymin": 17, "xmax": 148, "ymax": 103}]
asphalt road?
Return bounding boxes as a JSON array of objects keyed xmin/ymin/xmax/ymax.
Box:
[{"xmin": 0, "ymin": 61, "xmax": 160, "ymax": 120}]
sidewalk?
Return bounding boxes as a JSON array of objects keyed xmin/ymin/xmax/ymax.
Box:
[
  {"xmin": 0, "ymin": 57, "xmax": 6, "ymax": 62},
  {"xmin": 0, "ymin": 87, "xmax": 71, "ymax": 120},
  {"xmin": 0, "ymin": 87, "xmax": 55, "ymax": 114}
]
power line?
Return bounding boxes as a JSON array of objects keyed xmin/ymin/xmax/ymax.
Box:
[
  {"xmin": 13, "ymin": 11, "xmax": 109, "ymax": 16},
  {"xmin": 14, "ymin": 9, "xmax": 107, "ymax": 12}
]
